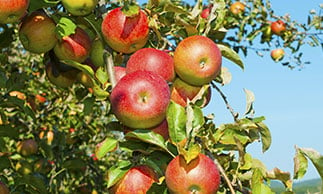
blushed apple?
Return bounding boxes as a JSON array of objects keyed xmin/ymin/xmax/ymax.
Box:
[
  {"xmin": 271, "ymin": 20, "xmax": 286, "ymax": 36},
  {"xmin": 114, "ymin": 66, "xmax": 126, "ymax": 83},
  {"xmin": 0, "ymin": 0, "xmax": 29, "ymax": 24},
  {"xmin": 229, "ymin": 2, "xmax": 245, "ymax": 15},
  {"xmin": 271, "ymin": 48, "xmax": 285, "ymax": 62}
]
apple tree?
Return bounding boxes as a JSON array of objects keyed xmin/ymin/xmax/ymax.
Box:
[{"xmin": 0, "ymin": 0, "xmax": 323, "ymax": 193}]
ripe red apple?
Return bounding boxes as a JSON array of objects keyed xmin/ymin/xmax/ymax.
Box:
[
  {"xmin": 114, "ymin": 66, "xmax": 126, "ymax": 83},
  {"xmin": 110, "ymin": 70, "xmax": 170, "ymax": 129},
  {"xmin": 200, "ymin": 5, "xmax": 212, "ymax": 19},
  {"xmin": 174, "ymin": 35, "xmax": 222, "ymax": 86},
  {"xmin": 0, "ymin": 181, "xmax": 9, "ymax": 194},
  {"xmin": 126, "ymin": 48, "xmax": 175, "ymax": 82},
  {"xmin": 165, "ymin": 153, "xmax": 221, "ymax": 193},
  {"xmin": 101, "ymin": 7, "xmax": 149, "ymax": 54},
  {"xmin": 62, "ymin": 0, "xmax": 98, "ymax": 16},
  {"xmin": 110, "ymin": 165, "xmax": 158, "ymax": 194},
  {"xmin": 54, "ymin": 27, "xmax": 92, "ymax": 63},
  {"xmin": 171, "ymin": 78, "xmax": 211, "ymax": 107},
  {"xmin": 229, "ymin": 2, "xmax": 245, "ymax": 15},
  {"xmin": 0, "ymin": 0, "xmax": 29, "ymax": 24},
  {"xmin": 270, "ymin": 48, "xmax": 285, "ymax": 62},
  {"xmin": 17, "ymin": 139, "xmax": 38, "ymax": 156},
  {"xmin": 19, "ymin": 10, "xmax": 57, "ymax": 54},
  {"xmin": 271, "ymin": 20, "xmax": 286, "ymax": 36}
]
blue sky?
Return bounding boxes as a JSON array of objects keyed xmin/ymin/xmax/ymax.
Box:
[{"xmin": 137, "ymin": 0, "xmax": 323, "ymax": 180}]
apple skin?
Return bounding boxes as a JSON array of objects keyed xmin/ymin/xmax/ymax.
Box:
[
  {"xmin": 110, "ymin": 70, "xmax": 170, "ymax": 129},
  {"xmin": 271, "ymin": 20, "xmax": 286, "ymax": 36},
  {"xmin": 90, "ymin": 37, "xmax": 105, "ymax": 67},
  {"xmin": 62, "ymin": 0, "xmax": 98, "ymax": 16},
  {"xmin": 171, "ymin": 78, "xmax": 211, "ymax": 108},
  {"xmin": 101, "ymin": 7, "xmax": 149, "ymax": 54},
  {"xmin": 114, "ymin": 66, "xmax": 126, "ymax": 83},
  {"xmin": 110, "ymin": 165, "xmax": 158, "ymax": 194},
  {"xmin": 165, "ymin": 153, "xmax": 221, "ymax": 194},
  {"xmin": 54, "ymin": 27, "xmax": 92, "ymax": 63},
  {"xmin": 0, "ymin": 0, "xmax": 29, "ymax": 24},
  {"xmin": 45, "ymin": 60, "xmax": 79, "ymax": 88},
  {"xmin": 19, "ymin": 10, "xmax": 57, "ymax": 54},
  {"xmin": 270, "ymin": 48, "xmax": 285, "ymax": 62},
  {"xmin": 0, "ymin": 181, "xmax": 9, "ymax": 194},
  {"xmin": 229, "ymin": 2, "xmax": 245, "ymax": 15},
  {"xmin": 17, "ymin": 139, "xmax": 38, "ymax": 156},
  {"xmin": 174, "ymin": 35, "xmax": 222, "ymax": 86},
  {"xmin": 126, "ymin": 48, "xmax": 175, "ymax": 82}
]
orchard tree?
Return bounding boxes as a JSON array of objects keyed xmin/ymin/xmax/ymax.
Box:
[{"xmin": 0, "ymin": 0, "xmax": 323, "ymax": 193}]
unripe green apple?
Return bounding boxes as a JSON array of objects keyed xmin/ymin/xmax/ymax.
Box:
[
  {"xmin": 0, "ymin": 0, "xmax": 29, "ymax": 24},
  {"xmin": 62, "ymin": 0, "xmax": 98, "ymax": 16},
  {"xmin": 19, "ymin": 10, "xmax": 57, "ymax": 54},
  {"xmin": 0, "ymin": 181, "xmax": 9, "ymax": 194},
  {"xmin": 17, "ymin": 139, "xmax": 38, "ymax": 156},
  {"xmin": 174, "ymin": 35, "xmax": 222, "ymax": 86},
  {"xmin": 271, "ymin": 48, "xmax": 285, "ymax": 62},
  {"xmin": 101, "ymin": 7, "xmax": 149, "ymax": 54},
  {"xmin": 90, "ymin": 37, "xmax": 105, "ymax": 67}
]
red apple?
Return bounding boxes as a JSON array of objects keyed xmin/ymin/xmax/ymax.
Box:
[
  {"xmin": 126, "ymin": 48, "xmax": 175, "ymax": 82},
  {"xmin": 200, "ymin": 5, "xmax": 212, "ymax": 19},
  {"xmin": 110, "ymin": 70, "xmax": 170, "ymax": 129},
  {"xmin": 101, "ymin": 7, "xmax": 149, "ymax": 54},
  {"xmin": 150, "ymin": 119, "xmax": 169, "ymax": 140},
  {"xmin": 17, "ymin": 139, "xmax": 38, "ymax": 156},
  {"xmin": 271, "ymin": 20, "xmax": 286, "ymax": 36},
  {"xmin": 62, "ymin": 0, "xmax": 98, "ymax": 16},
  {"xmin": 270, "ymin": 48, "xmax": 285, "ymax": 62},
  {"xmin": 54, "ymin": 27, "xmax": 92, "ymax": 63},
  {"xmin": 35, "ymin": 94, "xmax": 46, "ymax": 103},
  {"xmin": 229, "ymin": 2, "xmax": 245, "ymax": 15},
  {"xmin": 165, "ymin": 153, "xmax": 221, "ymax": 193},
  {"xmin": 19, "ymin": 10, "xmax": 57, "ymax": 54},
  {"xmin": 114, "ymin": 66, "xmax": 126, "ymax": 83},
  {"xmin": 171, "ymin": 78, "xmax": 211, "ymax": 108},
  {"xmin": 174, "ymin": 35, "xmax": 222, "ymax": 86},
  {"xmin": 0, "ymin": 0, "xmax": 29, "ymax": 24},
  {"xmin": 110, "ymin": 165, "xmax": 158, "ymax": 194},
  {"xmin": 0, "ymin": 181, "xmax": 9, "ymax": 194}
]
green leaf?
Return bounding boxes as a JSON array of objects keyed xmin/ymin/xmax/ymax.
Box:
[
  {"xmin": 0, "ymin": 156, "xmax": 10, "ymax": 171},
  {"xmin": 257, "ymin": 122, "xmax": 271, "ymax": 153},
  {"xmin": 83, "ymin": 96, "xmax": 95, "ymax": 116},
  {"xmin": 95, "ymin": 137, "xmax": 119, "ymax": 160},
  {"xmin": 299, "ymin": 148, "xmax": 323, "ymax": 179},
  {"xmin": 293, "ymin": 147, "xmax": 308, "ymax": 180},
  {"xmin": 125, "ymin": 130, "xmax": 167, "ymax": 151},
  {"xmin": 121, "ymin": 4, "xmax": 140, "ymax": 17},
  {"xmin": 0, "ymin": 24, "xmax": 14, "ymax": 49},
  {"xmin": 106, "ymin": 160, "xmax": 132, "ymax": 188},
  {"xmin": 244, "ymin": 88, "xmax": 255, "ymax": 116},
  {"xmin": 251, "ymin": 168, "xmax": 275, "ymax": 194},
  {"xmin": 62, "ymin": 158, "xmax": 86, "ymax": 170},
  {"xmin": 56, "ymin": 17, "xmax": 77, "ymax": 38},
  {"xmin": 166, "ymin": 101, "xmax": 187, "ymax": 143},
  {"xmin": 178, "ymin": 143, "xmax": 201, "ymax": 164},
  {"xmin": 95, "ymin": 67, "xmax": 109, "ymax": 86},
  {"xmin": 0, "ymin": 124, "xmax": 19, "ymax": 138},
  {"xmin": 18, "ymin": 174, "xmax": 48, "ymax": 194},
  {"xmin": 147, "ymin": 181, "xmax": 168, "ymax": 194},
  {"xmin": 218, "ymin": 44, "xmax": 244, "ymax": 70}
]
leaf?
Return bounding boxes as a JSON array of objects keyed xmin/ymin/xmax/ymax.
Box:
[
  {"xmin": 0, "ymin": 156, "xmax": 10, "ymax": 171},
  {"xmin": 83, "ymin": 96, "xmax": 95, "ymax": 116},
  {"xmin": 257, "ymin": 122, "xmax": 272, "ymax": 153},
  {"xmin": 95, "ymin": 137, "xmax": 118, "ymax": 160},
  {"xmin": 56, "ymin": 17, "xmax": 77, "ymax": 39},
  {"xmin": 95, "ymin": 67, "xmax": 109, "ymax": 86},
  {"xmin": 217, "ymin": 67, "xmax": 232, "ymax": 86},
  {"xmin": 106, "ymin": 160, "xmax": 132, "ymax": 188},
  {"xmin": 18, "ymin": 174, "xmax": 48, "ymax": 194},
  {"xmin": 178, "ymin": 142, "xmax": 201, "ymax": 164},
  {"xmin": 0, "ymin": 124, "xmax": 19, "ymax": 138},
  {"xmin": 267, "ymin": 168, "xmax": 292, "ymax": 189},
  {"xmin": 293, "ymin": 147, "xmax": 308, "ymax": 180},
  {"xmin": 121, "ymin": 4, "xmax": 140, "ymax": 17},
  {"xmin": 190, "ymin": 105, "xmax": 205, "ymax": 137},
  {"xmin": 125, "ymin": 130, "xmax": 167, "ymax": 151},
  {"xmin": 251, "ymin": 168, "xmax": 275, "ymax": 194},
  {"xmin": 244, "ymin": 88, "xmax": 255, "ymax": 116},
  {"xmin": 147, "ymin": 180, "xmax": 168, "ymax": 194},
  {"xmin": 62, "ymin": 158, "xmax": 86, "ymax": 170},
  {"xmin": 298, "ymin": 147, "xmax": 323, "ymax": 179},
  {"xmin": 218, "ymin": 44, "xmax": 244, "ymax": 70},
  {"xmin": 166, "ymin": 101, "xmax": 187, "ymax": 143}
]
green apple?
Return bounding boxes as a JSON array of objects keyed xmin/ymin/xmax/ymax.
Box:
[{"xmin": 61, "ymin": 0, "xmax": 98, "ymax": 16}]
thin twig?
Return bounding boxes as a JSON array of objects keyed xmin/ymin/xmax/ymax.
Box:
[{"xmin": 213, "ymin": 158, "xmax": 236, "ymax": 194}]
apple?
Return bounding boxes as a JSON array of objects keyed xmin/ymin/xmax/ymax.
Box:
[
  {"xmin": 150, "ymin": 119, "xmax": 169, "ymax": 140},
  {"xmin": 9, "ymin": 90, "xmax": 26, "ymax": 100},
  {"xmin": 101, "ymin": 7, "xmax": 149, "ymax": 54},
  {"xmin": 17, "ymin": 139, "xmax": 38, "ymax": 156},
  {"xmin": 110, "ymin": 165, "xmax": 158, "ymax": 193},
  {"xmin": 110, "ymin": 70, "xmax": 170, "ymax": 129},
  {"xmin": 35, "ymin": 94, "xmax": 46, "ymax": 103},
  {"xmin": 229, "ymin": 2, "xmax": 245, "ymax": 15},
  {"xmin": 165, "ymin": 153, "xmax": 221, "ymax": 193},
  {"xmin": 126, "ymin": 48, "xmax": 175, "ymax": 82},
  {"xmin": 62, "ymin": 0, "xmax": 98, "ymax": 16},
  {"xmin": 0, "ymin": 0, "xmax": 29, "ymax": 24},
  {"xmin": 90, "ymin": 37, "xmax": 105, "ymax": 67},
  {"xmin": 19, "ymin": 10, "xmax": 57, "ymax": 54},
  {"xmin": 270, "ymin": 48, "xmax": 285, "ymax": 62},
  {"xmin": 54, "ymin": 27, "xmax": 92, "ymax": 63},
  {"xmin": 114, "ymin": 66, "xmax": 126, "ymax": 83},
  {"xmin": 200, "ymin": 5, "xmax": 212, "ymax": 19},
  {"xmin": 0, "ymin": 181, "xmax": 9, "ymax": 194},
  {"xmin": 174, "ymin": 35, "xmax": 222, "ymax": 86},
  {"xmin": 171, "ymin": 78, "xmax": 211, "ymax": 107},
  {"xmin": 45, "ymin": 60, "xmax": 79, "ymax": 88},
  {"xmin": 271, "ymin": 20, "xmax": 286, "ymax": 36}
]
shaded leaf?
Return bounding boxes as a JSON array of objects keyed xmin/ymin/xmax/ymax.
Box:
[
  {"xmin": 106, "ymin": 160, "xmax": 132, "ymax": 188},
  {"xmin": 257, "ymin": 122, "xmax": 272, "ymax": 153},
  {"xmin": 125, "ymin": 130, "xmax": 167, "ymax": 151}
]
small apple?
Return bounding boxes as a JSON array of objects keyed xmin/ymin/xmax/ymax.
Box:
[
  {"xmin": 174, "ymin": 35, "xmax": 222, "ymax": 86},
  {"xmin": 17, "ymin": 139, "xmax": 38, "ymax": 156},
  {"xmin": 110, "ymin": 70, "xmax": 170, "ymax": 129},
  {"xmin": 126, "ymin": 48, "xmax": 175, "ymax": 82},
  {"xmin": 114, "ymin": 66, "xmax": 126, "ymax": 83},
  {"xmin": 171, "ymin": 78, "xmax": 211, "ymax": 108},
  {"xmin": 0, "ymin": 181, "xmax": 9, "ymax": 194},
  {"xmin": 0, "ymin": 0, "xmax": 29, "ymax": 24},
  {"xmin": 19, "ymin": 10, "xmax": 57, "ymax": 54},
  {"xmin": 9, "ymin": 90, "xmax": 26, "ymax": 100},
  {"xmin": 45, "ymin": 60, "xmax": 79, "ymax": 88},
  {"xmin": 270, "ymin": 48, "xmax": 285, "ymax": 62},
  {"xmin": 101, "ymin": 7, "xmax": 149, "ymax": 54},
  {"xmin": 200, "ymin": 5, "xmax": 212, "ymax": 19},
  {"xmin": 110, "ymin": 165, "xmax": 158, "ymax": 194},
  {"xmin": 62, "ymin": 0, "xmax": 98, "ymax": 16},
  {"xmin": 229, "ymin": 2, "xmax": 245, "ymax": 15},
  {"xmin": 150, "ymin": 119, "xmax": 169, "ymax": 140},
  {"xmin": 271, "ymin": 20, "xmax": 286, "ymax": 36},
  {"xmin": 90, "ymin": 37, "xmax": 105, "ymax": 67},
  {"xmin": 165, "ymin": 153, "xmax": 221, "ymax": 193},
  {"xmin": 54, "ymin": 27, "xmax": 92, "ymax": 63}
]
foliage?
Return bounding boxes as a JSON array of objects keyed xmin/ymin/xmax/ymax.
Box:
[{"xmin": 0, "ymin": 0, "xmax": 323, "ymax": 193}]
